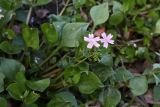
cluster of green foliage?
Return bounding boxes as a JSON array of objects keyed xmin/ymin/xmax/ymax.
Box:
[{"xmin": 1, "ymin": 0, "xmax": 160, "ymax": 107}]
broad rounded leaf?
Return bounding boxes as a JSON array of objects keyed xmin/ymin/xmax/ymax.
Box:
[
  {"xmin": 100, "ymin": 54, "xmax": 113, "ymax": 66},
  {"xmin": 24, "ymin": 91, "xmax": 40, "ymax": 104},
  {"xmin": 0, "ymin": 11, "xmax": 13, "ymax": 28},
  {"xmin": 0, "ymin": 97, "xmax": 8, "ymax": 107},
  {"xmin": 155, "ymin": 19, "xmax": 160, "ymax": 34},
  {"xmin": 36, "ymin": 0, "xmax": 52, "ymax": 6},
  {"xmin": 41, "ymin": 23, "xmax": 58, "ymax": 44},
  {"xmin": 0, "ymin": 73, "xmax": 5, "ymax": 93},
  {"xmin": 136, "ymin": 0, "xmax": 146, "ymax": 5},
  {"xmin": 26, "ymin": 78, "xmax": 50, "ymax": 92},
  {"xmin": 22, "ymin": 0, "xmax": 52, "ymax": 6},
  {"xmin": 4, "ymin": 29, "xmax": 16, "ymax": 40},
  {"xmin": 22, "ymin": 27, "xmax": 39, "ymax": 50},
  {"xmin": 0, "ymin": 41, "xmax": 22, "ymax": 54},
  {"xmin": 62, "ymin": 23, "xmax": 89, "ymax": 47},
  {"xmin": 99, "ymin": 87, "xmax": 121, "ymax": 107},
  {"xmin": 129, "ymin": 76, "xmax": 148, "ymax": 96},
  {"xmin": 54, "ymin": 91, "xmax": 78, "ymax": 107},
  {"xmin": 153, "ymin": 86, "xmax": 160, "ymax": 101},
  {"xmin": 77, "ymin": 72, "xmax": 103, "ymax": 94},
  {"xmin": 109, "ymin": 12, "xmax": 124, "ymax": 25},
  {"xmin": 114, "ymin": 67, "xmax": 133, "ymax": 82},
  {"xmin": 6, "ymin": 83, "xmax": 25, "ymax": 100},
  {"xmin": 64, "ymin": 67, "xmax": 81, "ymax": 85},
  {"xmin": 90, "ymin": 3, "xmax": 109, "ymax": 26},
  {"xmin": 0, "ymin": 58, "xmax": 25, "ymax": 80},
  {"xmin": 91, "ymin": 63, "xmax": 114, "ymax": 82},
  {"xmin": 122, "ymin": 0, "xmax": 135, "ymax": 12}
]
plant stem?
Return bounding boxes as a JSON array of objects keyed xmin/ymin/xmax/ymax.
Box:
[
  {"xmin": 91, "ymin": 25, "xmax": 96, "ymax": 33},
  {"xmin": 74, "ymin": 54, "xmax": 93, "ymax": 66},
  {"xmin": 26, "ymin": 6, "xmax": 33, "ymax": 25},
  {"xmin": 59, "ymin": 0, "xmax": 70, "ymax": 16},
  {"xmin": 40, "ymin": 46, "xmax": 61, "ymax": 66}
]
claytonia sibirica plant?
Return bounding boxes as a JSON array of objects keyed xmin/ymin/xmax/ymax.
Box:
[
  {"xmin": 84, "ymin": 32, "xmax": 114, "ymax": 48},
  {"xmin": 1, "ymin": 0, "xmax": 160, "ymax": 107},
  {"xmin": 0, "ymin": 9, "xmax": 4, "ymax": 19}
]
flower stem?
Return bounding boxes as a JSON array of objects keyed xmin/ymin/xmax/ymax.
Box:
[
  {"xmin": 91, "ymin": 25, "xmax": 96, "ymax": 33},
  {"xmin": 40, "ymin": 46, "xmax": 61, "ymax": 66},
  {"xmin": 26, "ymin": 6, "xmax": 33, "ymax": 25},
  {"xmin": 59, "ymin": 0, "xmax": 70, "ymax": 16}
]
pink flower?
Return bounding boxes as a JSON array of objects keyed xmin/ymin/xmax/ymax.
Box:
[
  {"xmin": 100, "ymin": 32, "xmax": 114, "ymax": 48},
  {"xmin": 84, "ymin": 34, "xmax": 100, "ymax": 49}
]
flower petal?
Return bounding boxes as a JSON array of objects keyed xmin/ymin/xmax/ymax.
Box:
[
  {"xmin": 94, "ymin": 37, "xmax": 100, "ymax": 41},
  {"xmin": 84, "ymin": 37, "xmax": 89, "ymax": 42},
  {"xmin": 100, "ymin": 39, "xmax": 105, "ymax": 43},
  {"xmin": 101, "ymin": 32, "xmax": 107, "ymax": 39},
  {"xmin": 94, "ymin": 42, "xmax": 100, "ymax": 47},
  {"xmin": 108, "ymin": 40, "xmax": 114, "ymax": 44},
  {"xmin": 103, "ymin": 43, "xmax": 108, "ymax": 48},
  {"xmin": 107, "ymin": 34, "xmax": 113, "ymax": 39},
  {"xmin": 87, "ymin": 43, "xmax": 94, "ymax": 49},
  {"xmin": 88, "ymin": 34, "xmax": 94, "ymax": 38}
]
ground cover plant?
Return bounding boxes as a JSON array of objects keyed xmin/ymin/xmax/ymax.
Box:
[{"xmin": 0, "ymin": 0, "xmax": 160, "ymax": 107}]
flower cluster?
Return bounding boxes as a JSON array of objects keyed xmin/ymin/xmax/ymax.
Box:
[
  {"xmin": 0, "ymin": 9, "xmax": 4, "ymax": 19},
  {"xmin": 84, "ymin": 32, "xmax": 114, "ymax": 49}
]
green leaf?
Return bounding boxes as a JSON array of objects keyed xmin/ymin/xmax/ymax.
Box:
[
  {"xmin": 0, "ymin": 58, "xmax": 25, "ymax": 81},
  {"xmin": 47, "ymin": 99, "xmax": 71, "ymax": 107},
  {"xmin": 22, "ymin": 0, "xmax": 52, "ymax": 6},
  {"xmin": 122, "ymin": 0, "xmax": 135, "ymax": 12},
  {"xmin": 16, "ymin": 10, "xmax": 28, "ymax": 22},
  {"xmin": 73, "ymin": 0, "xmax": 86, "ymax": 8},
  {"xmin": 153, "ymin": 105, "xmax": 160, "ymax": 107},
  {"xmin": 62, "ymin": 23, "xmax": 88, "ymax": 47},
  {"xmin": 64, "ymin": 67, "xmax": 81, "ymax": 85},
  {"xmin": 0, "ymin": 97, "xmax": 8, "ymax": 107},
  {"xmin": 0, "ymin": 0, "xmax": 12, "ymax": 10},
  {"xmin": 16, "ymin": 72, "xmax": 26, "ymax": 85},
  {"xmin": 114, "ymin": 67, "xmax": 133, "ymax": 82},
  {"xmin": 91, "ymin": 63, "xmax": 114, "ymax": 82},
  {"xmin": 100, "ymin": 87, "xmax": 121, "ymax": 107},
  {"xmin": 155, "ymin": 19, "xmax": 160, "ymax": 34},
  {"xmin": 35, "ymin": 0, "xmax": 52, "ymax": 6},
  {"xmin": 100, "ymin": 54, "xmax": 113, "ymax": 66},
  {"xmin": 77, "ymin": 72, "xmax": 103, "ymax": 94},
  {"xmin": 4, "ymin": 28, "xmax": 16, "ymax": 39},
  {"xmin": 78, "ymin": 62, "xmax": 89, "ymax": 71},
  {"xmin": 112, "ymin": 1, "xmax": 123, "ymax": 13},
  {"xmin": 16, "ymin": 72, "xmax": 27, "ymax": 92},
  {"xmin": 0, "ymin": 73, "xmax": 5, "ymax": 93},
  {"xmin": 24, "ymin": 91, "xmax": 40, "ymax": 104},
  {"xmin": 22, "ymin": 27, "xmax": 39, "ymax": 50},
  {"xmin": 90, "ymin": 3, "xmax": 109, "ymax": 26},
  {"xmin": 0, "ymin": 10, "xmax": 13, "ymax": 28},
  {"xmin": 26, "ymin": 78, "xmax": 50, "ymax": 92},
  {"xmin": 6, "ymin": 83, "xmax": 25, "ymax": 100},
  {"xmin": 109, "ymin": 12, "xmax": 124, "ymax": 25},
  {"xmin": 129, "ymin": 76, "xmax": 148, "ymax": 96},
  {"xmin": 24, "ymin": 104, "xmax": 38, "ymax": 107},
  {"xmin": 0, "ymin": 41, "xmax": 22, "ymax": 54},
  {"xmin": 136, "ymin": 0, "xmax": 146, "ymax": 5},
  {"xmin": 41, "ymin": 23, "xmax": 58, "ymax": 44},
  {"xmin": 54, "ymin": 91, "xmax": 78, "ymax": 107},
  {"xmin": 153, "ymin": 86, "xmax": 160, "ymax": 101}
]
